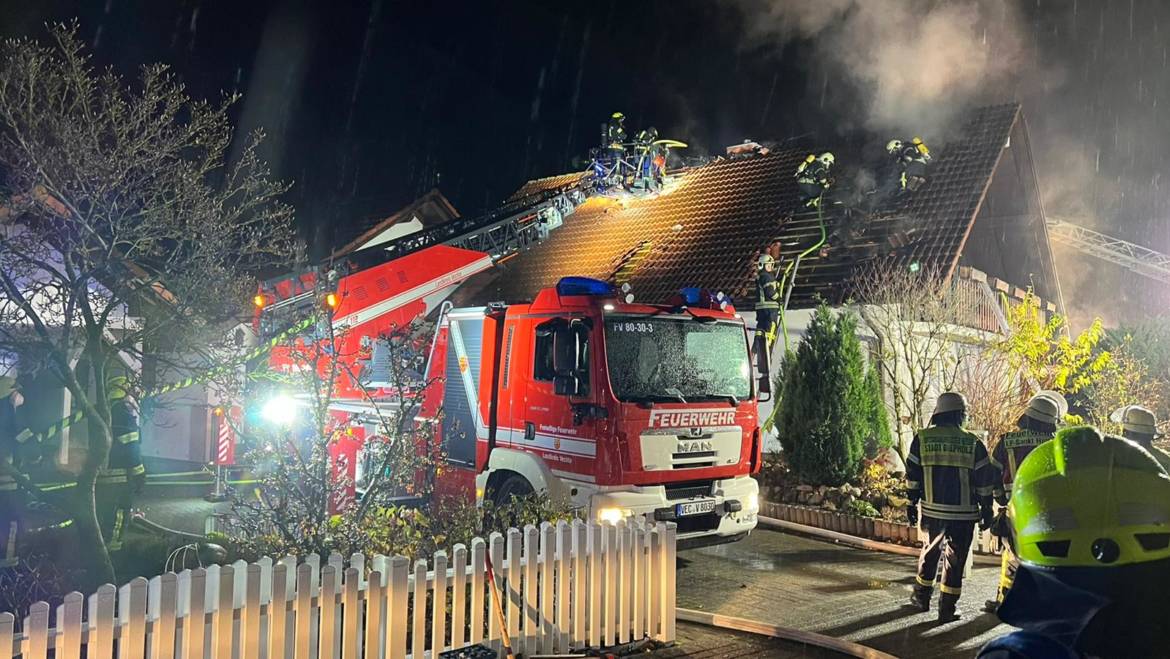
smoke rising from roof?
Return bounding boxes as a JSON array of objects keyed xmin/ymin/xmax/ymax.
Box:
[{"xmin": 735, "ymin": 0, "xmax": 1027, "ymax": 138}]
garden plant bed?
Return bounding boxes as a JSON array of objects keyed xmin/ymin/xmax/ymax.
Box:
[{"xmin": 760, "ymin": 501, "xmax": 1000, "ymax": 555}]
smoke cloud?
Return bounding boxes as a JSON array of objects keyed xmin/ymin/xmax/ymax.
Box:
[{"xmin": 736, "ymin": 0, "xmax": 1028, "ymax": 137}]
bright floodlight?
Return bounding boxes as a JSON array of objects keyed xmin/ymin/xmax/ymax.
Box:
[{"xmin": 261, "ymin": 394, "xmax": 298, "ymax": 426}]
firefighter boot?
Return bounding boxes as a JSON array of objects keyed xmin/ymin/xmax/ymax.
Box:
[
  {"xmin": 907, "ymin": 585, "xmax": 931, "ymax": 612},
  {"xmin": 938, "ymin": 593, "xmax": 961, "ymax": 623}
]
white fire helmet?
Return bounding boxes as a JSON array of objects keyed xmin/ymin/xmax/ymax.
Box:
[
  {"xmin": 1023, "ymin": 394, "xmax": 1061, "ymax": 425},
  {"xmin": 758, "ymin": 254, "xmax": 776, "ymax": 269},
  {"xmin": 1111, "ymin": 405, "xmax": 1159, "ymax": 436},
  {"xmin": 933, "ymin": 391, "xmax": 968, "ymax": 416},
  {"xmin": 886, "ymin": 139, "xmax": 903, "ymax": 154},
  {"xmin": 818, "ymin": 152, "xmax": 835, "ymax": 167}
]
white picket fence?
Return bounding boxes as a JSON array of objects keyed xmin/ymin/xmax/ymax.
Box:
[{"xmin": 2, "ymin": 520, "xmax": 677, "ymax": 659}]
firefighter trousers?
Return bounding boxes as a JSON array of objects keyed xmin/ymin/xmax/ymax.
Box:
[
  {"xmin": 755, "ymin": 308, "xmax": 778, "ymax": 349},
  {"xmin": 96, "ymin": 482, "xmax": 132, "ymax": 551},
  {"xmin": 916, "ymin": 517, "xmax": 976, "ymax": 598},
  {"xmin": 0, "ymin": 491, "xmax": 23, "ymax": 562},
  {"xmin": 996, "ymin": 544, "xmax": 1019, "ymax": 603}
]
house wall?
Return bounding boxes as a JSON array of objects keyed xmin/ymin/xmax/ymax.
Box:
[
  {"xmin": 141, "ymin": 386, "xmax": 212, "ymax": 464},
  {"xmin": 959, "ymin": 119, "xmax": 1062, "ymax": 306},
  {"xmin": 761, "ymin": 305, "xmax": 1000, "ymax": 464},
  {"xmin": 357, "ymin": 216, "xmax": 425, "ymax": 251}
]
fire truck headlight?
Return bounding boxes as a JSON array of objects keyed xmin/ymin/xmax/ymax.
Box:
[
  {"xmin": 597, "ymin": 507, "xmax": 632, "ymax": 525},
  {"xmin": 261, "ymin": 394, "xmax": 299, "ymax": 426}
]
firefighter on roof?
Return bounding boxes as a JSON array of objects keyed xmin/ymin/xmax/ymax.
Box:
[
  {"xmin": 635, "ymin": 126, "xmax": 665, "ymax": 189},
  {"xmin": 754, "ymin": 254, "xmax": 781, "ymax": 351},
  {"xmin": 796, "ymin": 152, "xmax": 834, "ymax": 208},
  {"xmin": 96, "ymin": 376, "xmax": 146, "ymax": 551},
  {"xmin": 887, "ymin": 137, "xmax": 931, "ymax": 192},
  {"xmin": 978, "ymin": 427, "xmax": 1170, "ymax": 658},
  {"xmin": 984, "ymin": 392, "xmax": 1065, "ymax": 614},
  {"xmin": 0, "ymin": 376, "xmax": 25, "ymax": 563},
  {"xmin": 1110, "ymin": 404, "xmax": 1170, "ymax": 472},
  {"xmin": 606, "ymin": 112, "xmax": 627, "ymax": 154},
  {"xmin": 906, "ymin": 392, "xmax": 998, "ymax": 622}
]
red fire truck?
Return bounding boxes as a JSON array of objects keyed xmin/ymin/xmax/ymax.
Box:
[
  {"xmin": 251, "ymin": 197, "xmax": 762, "ymax": 546},
  {"xmin": 422, "ymin": 277, "xmax": 762, "ymax": 547}
]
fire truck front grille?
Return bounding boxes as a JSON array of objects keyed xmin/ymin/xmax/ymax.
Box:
[
  {"xmin": 640, "ymin": 428, "xmax": 743, "ymax": 471},
  {"xmin": 665, "ymin": 483, "xmax": 713, "ymax": 500},
  {"xmin": 672, "ymin": 460, "xmax": 717, "ymax": 469},
  {"xmin": 671, "ymin": 449, "xmax": 716, "ymax": 459}
]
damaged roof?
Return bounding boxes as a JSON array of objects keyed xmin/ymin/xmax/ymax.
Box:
[{"xmin": 474, "ymin": 103, "xmax": 1050, "ymax": 308}]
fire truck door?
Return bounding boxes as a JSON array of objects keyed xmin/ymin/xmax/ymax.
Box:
[
  {"xmin": 522, "ymin": 318, "xmax": 596, "ymax": 470},
  {"xmin": 435, "ymin": 314, "xmax": 484, "ymax": 499}
]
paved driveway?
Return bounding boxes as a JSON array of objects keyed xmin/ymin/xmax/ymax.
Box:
[
  {"xmin": 659, "ymin": 622, "xmax": 842, "ymax": 658},
  {"xmin": 677, "ymin": 530, "xmax": 1014, "ymax": 658}
]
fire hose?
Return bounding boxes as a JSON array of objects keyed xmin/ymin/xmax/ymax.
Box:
[{"xmin": 763, "ymin": 203, "xmax": 827, "ymax": 434}]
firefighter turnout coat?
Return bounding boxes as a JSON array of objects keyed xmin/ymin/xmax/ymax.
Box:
[
  {"xmin": 990, "ymin": 429, "xmax": 1052, "ymax": 503},
  {"xmin": 906, "ymin": 426, "xmax": 998, "ymax": 522}
]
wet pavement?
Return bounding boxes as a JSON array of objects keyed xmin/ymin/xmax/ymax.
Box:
[
  {"xmin": 656, "ymin": 621, "xmax": 842, "ymax": 658},
  {"xmin": 677, "ymin": 529, "xmax": 1013, "ymax": 659},
  {"xmin": 136, "ymin": 490, "xmax": 227, "ymax": 534}
]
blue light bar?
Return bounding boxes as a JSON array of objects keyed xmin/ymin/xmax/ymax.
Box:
[
  {"xmin": 556, "ymin": 277, "xmax": 615, "ymax": 297},
  {"xmin": 679, "ymin": 287, "xmax": 703, "ymax": 305}
]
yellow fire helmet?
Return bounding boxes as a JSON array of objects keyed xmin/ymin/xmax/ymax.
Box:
[{"xmin": 1010, "ymin": 425, "xmax": 1170, "ymax": 568}]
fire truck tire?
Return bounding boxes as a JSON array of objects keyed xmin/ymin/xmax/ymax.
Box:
[{"xmin": 491, "ymin": 473, "xmax": 535, "ymax": 505}]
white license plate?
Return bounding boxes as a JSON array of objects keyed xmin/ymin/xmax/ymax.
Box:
[{"xmin": 676, "ymin": 500, "xmax": 717, "ymax": 517}]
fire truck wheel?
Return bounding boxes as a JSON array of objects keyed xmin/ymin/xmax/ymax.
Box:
[{"xmin": 492, "ymin": 473, "xmax": 535, "ymax": 506}]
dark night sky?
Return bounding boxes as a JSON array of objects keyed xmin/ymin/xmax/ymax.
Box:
[{"xmin": 2, "ymin": 0, "xmax": 1169, "ymax": 324}]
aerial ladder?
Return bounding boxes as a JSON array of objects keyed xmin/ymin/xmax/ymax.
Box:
[{"xmin": 1046, "ymin": 216, "xmax": 1170, "ymax": 285}]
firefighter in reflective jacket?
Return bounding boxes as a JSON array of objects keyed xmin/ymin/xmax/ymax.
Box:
[
  {"xmin": 906, "ymin": 392, "xmax": 998, "ymax": 622},
  {"xmin": 1110, "ymin": 404, "xmax": 1170, "ymax": 472},
  {"xmin": 795, "ymin": 152, "xmax": 834, "ymax": 208},
  {"xmin": 606, "ymin": 112, "xmax": 627, "ymax": 154},
  {"xmin": 978, "ymin": 427, "xmax": 1170, "ymax": 658},
  {"xmin": 887, "ymin": 137, "xmax": 931, "ymax": 192},
  {"xmin": 96, "ymin": 377, "xmax": 145, "ymax": 551},
  {"xmin": 0, "ymin": 376, "xmax": 25, "ymax": 563},
  {"xmin": 983, "ymin": 392, "xmax": 1064, "ymax": 613},
  {"xmin": 755, "ymin": 254, "xmax": 781, "ymax": 350}
]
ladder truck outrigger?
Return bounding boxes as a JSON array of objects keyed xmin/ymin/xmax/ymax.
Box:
[{"xmin": 248, "ymin": 188, "xmax": 766, "ymax": 548}]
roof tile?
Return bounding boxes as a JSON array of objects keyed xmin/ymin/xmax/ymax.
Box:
[{"xmin": 482, "ymin": 103, "xmax": 1021, "ymax": 308}]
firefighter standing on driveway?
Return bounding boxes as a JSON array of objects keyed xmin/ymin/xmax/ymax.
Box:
[
  {"xmin": 754, "ymin": 254, "xmax": 781, "ymax": 351},
  {"xmin": 96, "ymin": 376, "xmax": 146, "ymax": 551},
  {"xmin": 1110, "ymin": 404, "xmax": 1170, "ymax": 472},
  {"xmin": 906, "ymin": 392, "xmax": 998, "ymax": 622},
  {"xmin": 983, "ymin": 392, "xmax": 1064, "ymax": 613}
]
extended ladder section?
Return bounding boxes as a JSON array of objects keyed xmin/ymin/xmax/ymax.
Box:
[
  {"xmin": 344, "ymin": 185, "xmax": 587, "ymax": 273},
  {"xmin": 1046, "ymin": 217, "xmax": 1170, "ymax": 285},
  {"xmin": 255, "ymin": 182, "xmax": 590, "ymax": 341}
]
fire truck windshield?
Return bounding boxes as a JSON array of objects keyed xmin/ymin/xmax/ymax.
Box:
[{"xmin": 603, "ymin": 315, "xmax": 752, "ymax": 404}]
